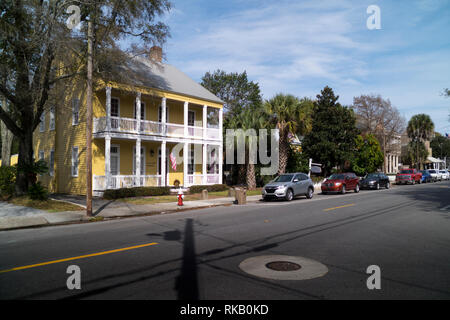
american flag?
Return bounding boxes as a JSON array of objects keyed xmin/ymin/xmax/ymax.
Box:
[{"xmin": 170, "ymin": 152, "xmax": 177, "ymax": 171}]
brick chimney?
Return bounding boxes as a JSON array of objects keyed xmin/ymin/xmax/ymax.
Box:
[{"xmin": 149, "ymin": 46, "xmax": 163, "ymax": 63}]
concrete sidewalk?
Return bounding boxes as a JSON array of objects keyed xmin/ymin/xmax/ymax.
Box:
[{"xmin": 0, "ymin": 195, "xmax": 263, "ymax": 231}]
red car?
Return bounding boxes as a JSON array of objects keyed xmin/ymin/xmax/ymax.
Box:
[
  {"xmin": 396, "ymin": 169, "xmax": 422, "ymax": 185},
  {"xmin": 321, "ymin": 173, "xmax": 360, "ymax": 194}
]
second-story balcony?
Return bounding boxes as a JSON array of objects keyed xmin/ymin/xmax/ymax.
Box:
[{"xmin": 93, "ymin": 116, "xmax": 221, "ymax": 141}]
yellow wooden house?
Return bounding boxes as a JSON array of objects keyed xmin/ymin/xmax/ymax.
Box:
[{"xmin": 33, "ymin": 47, "xmax": 224, "ymax": 196}]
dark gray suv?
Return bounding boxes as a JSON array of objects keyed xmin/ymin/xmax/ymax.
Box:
[{"xmin": 262, "ymin": 173, "xmax": 315, "ymax": 201}]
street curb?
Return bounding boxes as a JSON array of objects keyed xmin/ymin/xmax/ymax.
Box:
[{"xmin": 0, "ymin": 197, "xmax": 262, "ymax": 231}]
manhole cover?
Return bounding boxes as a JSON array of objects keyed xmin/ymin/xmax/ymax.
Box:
[
  {"xmin": 266, "ymin": 261, "xmax": 301, "ymax": 271},
  {"xmin": 239, "ymin": 255, "xmax": 328, "ymax": 281}
]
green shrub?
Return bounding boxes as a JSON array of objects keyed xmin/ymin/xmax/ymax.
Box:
[
  {"xmin": 28, "ymin": 182, "xmax": 49, "ymax": 200},
  {"xmin": 103, "ymin": 186, "xmax": 171, "ymax": 200},
  {"xmin": 0, "ymin": 166, "xmax": 17, "ymax": 197},
  {"xmin": 189, "ymin": 184, "xmax": 229, "ymax": 194}
]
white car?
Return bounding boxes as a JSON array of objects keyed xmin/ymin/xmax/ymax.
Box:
[
  {"xmin": 428, "ymin": 169, "xmax": 441, "ymax": 182},
  {"xmin": 440, "ymin": 170, "xmax": 449, "ymax": 180}
]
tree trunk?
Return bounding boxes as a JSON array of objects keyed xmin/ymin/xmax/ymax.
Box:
[
  {"xmin": 16, "ymin": 129, "xmax": 34, "ymax": 195},
  {"xmin": 237, "ymin": 164, "xmax": 246, "ymax": 185},
  {"xmin": 246, "ymin": 163, "xmax": 256, "ymax": 190},
  {"xmin": 1, "ymin": 96, "xmax": 13, "ymax": 167},
  {"xmin": 278, "ymin": 133, "xmax": 289, "ymax": 174}
]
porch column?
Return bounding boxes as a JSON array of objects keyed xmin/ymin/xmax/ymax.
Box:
[
  {"xmin": 203, "ymin": 143, "xmax": 207, "ymax": 185},
  {"xmin": 184, "ymin": 101, "xmax": 189, "ymax": 137},
  {"xmin": 183, "ymin": 143, "xmax": 189, "ymax": 187},
  {"xmin": 161, "ymin": 141, "xmax": 166, "ymax": 186},
  {"xmin": 161, "ymin": 97, "xmax": 167, "ymax": 135},
  {"xmin": 136, "ymin": 92, "xmax": 141, "ymax": 134},
  {"xmin": 219, "ymin": 108, "xmax": 223, "ymax": 184},
  {"xmin": 136, "ymin": 138, "xmax": 141, "ymax": 186},
  {"xmin": 106, "ymin": 87, "xmax": 112, "ymax": 132},
  {"xmin": 219, "ymin": 143, "xmax": 223, "ymax": 184},
  {"xmin": 391, "ymin": 155, "xmax": 394, "ymax": 173},
  {"xmin": 105, "ymin": 136, "xmax": 111, "ymax": 188},
  {"xmin": 219, "ymin": 108, "xmax": 223, "ymax": 142},
  {"xmin": 203, "ymin": 105, "xmax": 208, "ymax": 140}
]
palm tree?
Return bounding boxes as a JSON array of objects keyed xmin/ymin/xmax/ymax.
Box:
[
  {"xmin": 407, "ymin": 114, "xmax": 435, "ymax": 169},
  {"xmin": 264, "ymin": 94, "xmax": 313, "ymax": 174},
  {"xmin": 226, "ymin": 106, "xmax": 266, "ymax": 189}
]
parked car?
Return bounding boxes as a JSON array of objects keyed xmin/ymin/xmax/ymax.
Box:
[
  {"xmin": 262, "ymin": 173, "xmax": 315, "ymax": 201},
  {"xmin": 428, "ymin": 169, "xmax": 441, "ymax": 182},
  {"xmin": 440, "ymin": 169, "xmax": 450, "ymax": 180},
  {"xmin": 396, "ymin": 169, "xmax": 422, "ymax": 185},
  {"xmin": 420, "ymin": 170, "xmax": 433, "ymax": 183},
  {"xmin": 360, "ymin": 173, "xmax": 391, "ymax": 190},
  {"xmin": 321, "ymin": 173, "xmax": 360, "ymax": 194}
]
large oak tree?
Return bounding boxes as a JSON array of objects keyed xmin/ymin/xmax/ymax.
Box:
[{"xmin": 0, "ymin": 0, "xmax": 171, "ymax": 193}]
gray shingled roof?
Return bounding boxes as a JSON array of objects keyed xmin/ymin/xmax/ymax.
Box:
[{"xmin": 118, "ymin": 55, "xmax": 224, "ymax": 105}]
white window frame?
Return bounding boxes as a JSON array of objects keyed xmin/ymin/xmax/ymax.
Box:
[
  {"xmin": 188, "ymin": 110, "xmax": 196, "ymax": 127},
  {"xmin": 71, "ymin": 147, "xmax": 79, "ymax": 177},
  {"xmin": 72, "ymin": 99, "xmax": 80, "ymax": 126},
  {"xmin": 110, "ymin": 144, "xmax": 120, "ymax": 176},
  {"xmin": 110, "ymin": 97, "xmax": 120, "ymax": 118},
  {"xmin": 188, "ymin": 145, "xmax": 195, "ymax": 175},
  {"xmin": 39, "ymin": 113, "xmax": 45, "ymax": 132},
  {"xmin": 49, "ymin": 107, "xmax": 55, "ymax": 131},
  {"xmin": 39, "ymin": 150, "xmax": 45, "ymax": 176},
  {"xmin": 49, "ymin": 150, "xmax": 55, "ymax": 176}
]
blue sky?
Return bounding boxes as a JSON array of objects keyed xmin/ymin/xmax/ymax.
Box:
[{"xmin": 159, "ymin": 0, "xmax": 450, "ymax": 134}]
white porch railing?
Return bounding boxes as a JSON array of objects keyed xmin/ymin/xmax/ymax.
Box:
[
  {"xmin": 93, "ymin": 116, "xmax": 221, "ymax": 141},
  {"xmin": 186, "ymin": 174, "xmax": 221, "ymax": 187},
  {"xmin": 94, "ymin": 174, "xmax": 221, "ymax": 190},
  {"xmin": 207, "ymin": 174, "xmax": 220, "ymax": 184},
  {"xmin": 187, "ymin": 174, "xmax": 203, "ymax": 186},
  {"xmin": 206, "ymin": 128, "xmax": 220, "ymax": 140},
  {"xmin": 93, "ymin": 175, "xmax": 162, "ymax": 190}
]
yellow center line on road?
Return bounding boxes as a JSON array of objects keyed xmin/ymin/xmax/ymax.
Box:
[
  {"xmin": 324, "ymin": 204, "xmax": 356, "ymax": 212},
  {"xmin": 0, "ymin": 242, "xmax": 159, "ymax": 275}
]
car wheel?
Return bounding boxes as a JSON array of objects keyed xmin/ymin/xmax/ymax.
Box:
[
  {"xmin": 285, "ymin": 189, "xmax": 294, "ymax": 201},
  {"xmin": 355, "ymin": 184, "xmax": 360, "ymax": 193},
  {"xmin": 386, "ymin": 182, "xmax": 390, "ymax": 189},
  {"xmin": 306, "ymin": 188, "xmax": 314, "ymax": 199},
  {"xmin": 341, "ymin": 185, "xmax": 346, "ymax": 194}
]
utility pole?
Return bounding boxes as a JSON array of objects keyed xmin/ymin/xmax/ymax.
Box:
[{"xmin": 86, "ymin": 18, "xmax": 93, "ymax": 217}]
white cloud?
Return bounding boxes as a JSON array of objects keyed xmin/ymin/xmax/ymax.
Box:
[{"xmin": 166, "ymin": 0, "xmax": 450, "ymax": 133}]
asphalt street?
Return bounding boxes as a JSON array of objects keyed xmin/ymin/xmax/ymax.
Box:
[{"xmin": 0, "ymin": 181, "xmax": 449, "ymax": 300}]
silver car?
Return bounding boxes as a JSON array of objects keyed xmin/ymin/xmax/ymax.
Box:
[
  {"xmin": 440, "ymin": 170, "xmax": 449, "ymax": 180},
  {"xmin": 429, "ymin": 169, "xmax": 441, "ymax": 182},
  {"xmin": 262, "ymin": 173, "xmax": 315, "ymax": 201}
]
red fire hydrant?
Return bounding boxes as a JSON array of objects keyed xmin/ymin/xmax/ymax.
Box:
[{"xmin": 177, "ymin": 189, "xmax": 184, "ymax": 206}]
